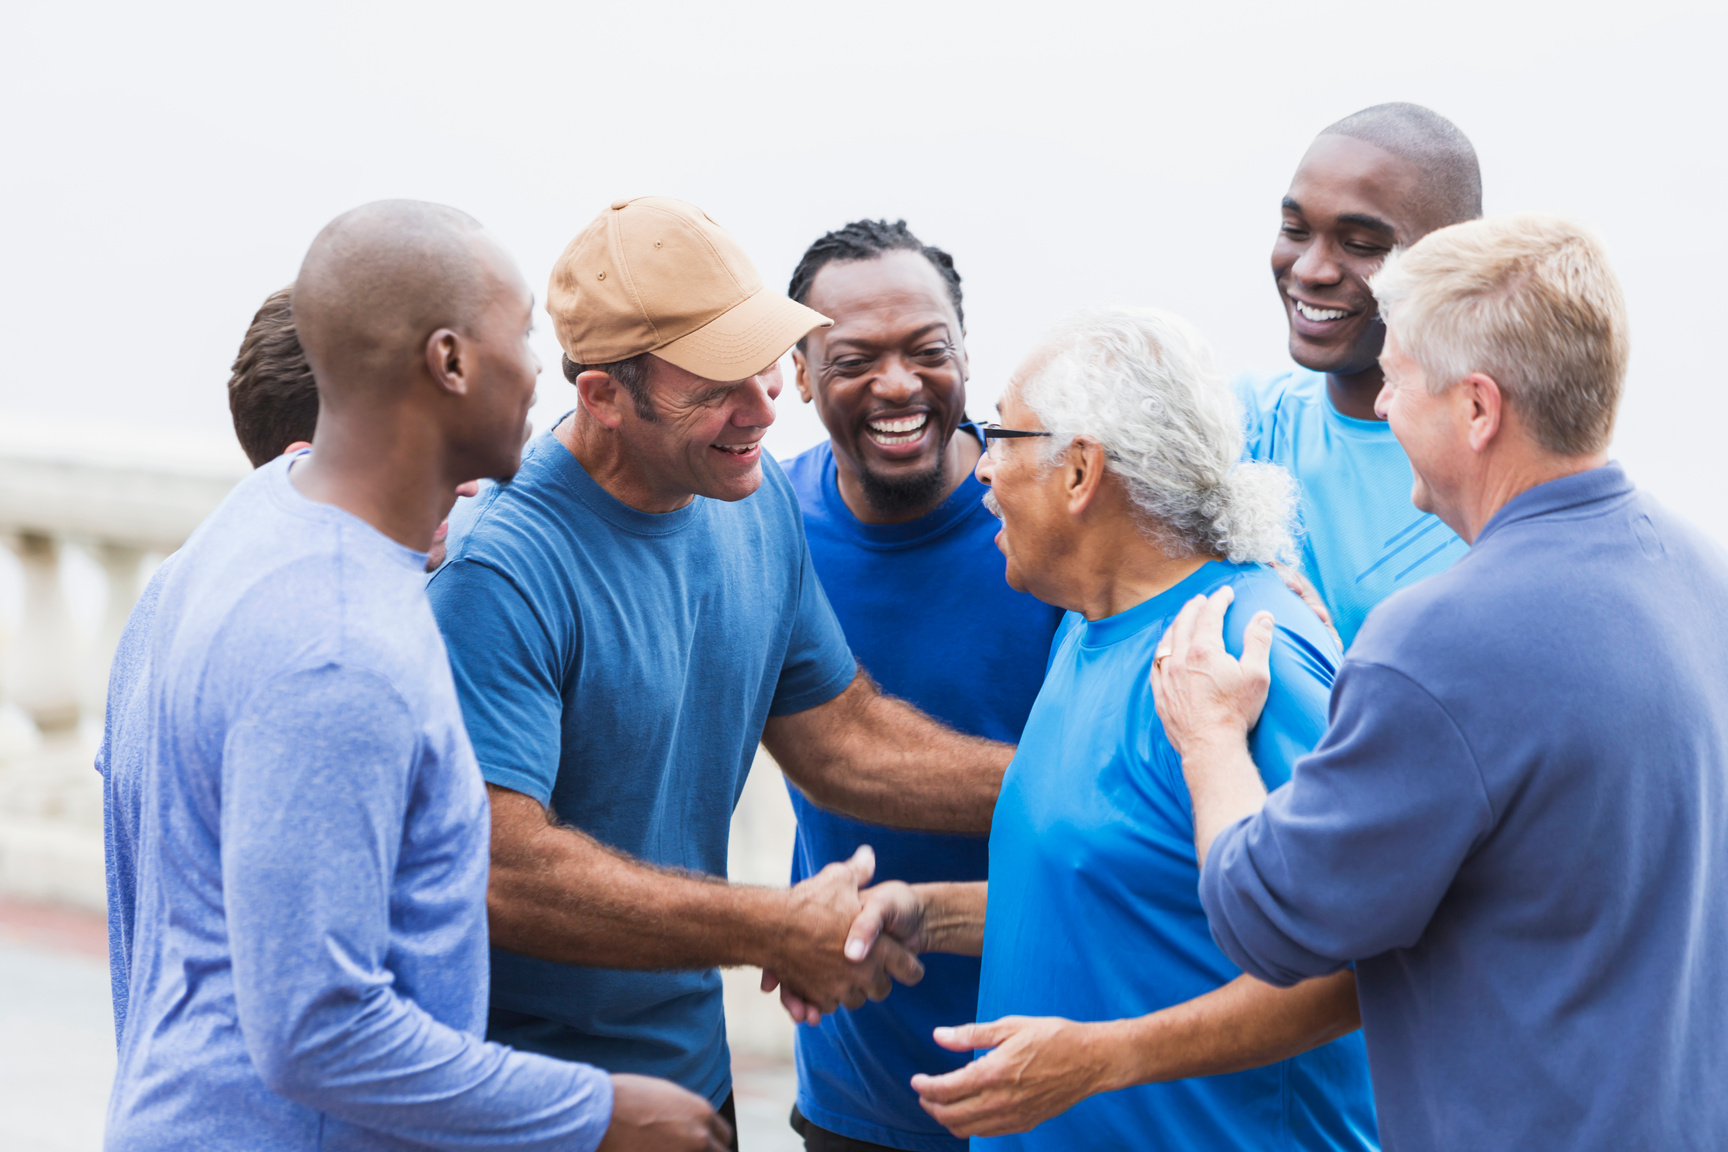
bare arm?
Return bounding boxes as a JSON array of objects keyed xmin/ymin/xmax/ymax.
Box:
[
  {"xmin": 486, "ymin": 785, "xmax": 921, "ymax": 1012},
  {"xmin": 762, "ymin": 670, "xmax": 1011, "ymax": 834},
  {"xmin": 911, "ymin": 971, "xmax": 1361, "ymax": 1138}
]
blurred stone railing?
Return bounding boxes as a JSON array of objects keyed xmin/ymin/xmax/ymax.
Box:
[{"xmin": 0, "ymin": 415, "xmax": 797, "ymax": 1054}]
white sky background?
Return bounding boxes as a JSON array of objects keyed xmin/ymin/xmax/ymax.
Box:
[{"xmin": 4, "ymin": 0, "xmax": 1726, "ymax": 538}]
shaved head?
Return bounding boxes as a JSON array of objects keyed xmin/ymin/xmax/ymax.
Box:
[
  {"xmin": 292, "ymin": 199, "xmax": 500, "ymax": 399},
  {"xmin": 1319, "ymin": 103, "xmax": 1482, "ymax": 229}
]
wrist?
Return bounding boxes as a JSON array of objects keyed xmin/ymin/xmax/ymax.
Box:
[
  {"xmin": 1090, "ymin": 1014, "xmax": 1170, "ymax": 1092},
  {"xmin": 915, "ymin": 881, "xmax": 986, "ymax": 955},
  {"xmin": 739, "ymin": 885, "xmax": 799, "ymax": 970}
]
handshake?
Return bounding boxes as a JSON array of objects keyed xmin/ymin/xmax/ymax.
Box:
[{"xmin": 758, "ymin": 846, "xmax": 933, "ymax": 1025}]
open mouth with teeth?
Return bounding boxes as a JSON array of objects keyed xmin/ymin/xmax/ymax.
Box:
[
  {"xmin": 1292, "ymin": 299, "xmax": 1354, "ymax": 323},
  {"xmin": 865, "ymin": 411, "xmax": 930, "ymax": 447},
  {"xmin": 711, "ymin": 440, "xmax": 760, "ymax": 457}
]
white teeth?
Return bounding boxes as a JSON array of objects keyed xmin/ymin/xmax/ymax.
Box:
[
  {"xmin": 1294, "ymin": 301, "xmax": 1350, "ymax": 322},
  {"xmin": 713, "ymin": 441, "xmax": 758, "ymax": 455},
  {"xmin": 867, "ymin": 412, "xmax": 928, "ymax": 446}
]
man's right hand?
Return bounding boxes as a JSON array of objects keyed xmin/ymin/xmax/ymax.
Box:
[
  {"xmin": 598, "ymin": 1074, "xmax": 732, "ymax": 1152},
  {"xmin": 762, "ymin": 846, "xmax": 924, "ymax": 1023}
]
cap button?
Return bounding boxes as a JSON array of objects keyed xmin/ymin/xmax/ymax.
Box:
[{"xmin": 610, "ymin": 198, "xmax": 630, "ymax": 210}]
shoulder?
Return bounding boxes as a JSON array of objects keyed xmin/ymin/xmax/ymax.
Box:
[
  {"xmin": 1234, "ymin": 366, "xmax": 1324, "ymax": 414},
  {"xmin": 1218, "ymin": 564, "xmax": 1339, "ymax": 685},
  {"xmin": 779, "ymin": 441, "xmax": 832, "ymax": 507}
]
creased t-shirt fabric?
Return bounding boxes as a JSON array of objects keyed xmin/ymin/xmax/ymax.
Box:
[
  {"xmin": 1201, "ymin": 465, "xmax": 1728, "ymax": 1152},
  {"xmin": 976, "ymin": 561, "xmax": 1377, "ymax": 1152},
  {"xmin": 427, "ymin": 424, "xmax": 857, "ymax": 1105},
  {"xmin": 103, "ymin": 454, "xmax": 613, "ymax": 1152},
  {"xmin": 783, "ymin": 432, "xmax": 1064, "ymax": 1151},
  {"xmin": 1237, "ymin": 367, "xmax": 1466, "ymax": 647}
]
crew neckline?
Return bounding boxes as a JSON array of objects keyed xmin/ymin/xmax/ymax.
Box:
[
  {"xmin": 272, "ymin": 451, "xmax": 431, "ymax": 570},
  {"xmin": 1079, "ymin": 560, "xmax": 1238, "ymax": 649},
  {"xmin": 537, "ymin": 416, "xmax": 707, "ymax": 538},
  {"xmin": 816, "ymin": 423, "xmax": 991, "ymax": 550}
]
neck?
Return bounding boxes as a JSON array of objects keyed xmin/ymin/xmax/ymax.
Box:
[
  {"xmin": 1326, "ymin": 361, "xmax": 1385, "ymax": 421},
  {"xmin": 1449, "ymin": 449, "xmax": 1611, "ymax": 544},
  {"xmin": 289, "ymin": 400, "xmax": 458, "ymax": 551},
  {"xmin": 556, "ymin": 409, "xmax": 694, "ymax": 514},
  {"xmin": 834, "ymin": 428, "xmax": 982, "ymax": 525},
  {"xmin": 1061, "ymin": 513, "xmax": 1213, "ymax": 622}
]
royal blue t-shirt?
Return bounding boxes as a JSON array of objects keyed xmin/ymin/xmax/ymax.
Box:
[
  {"xmin": 426, "ymin": 425, "xmax": 858, "ymax": 1106},
  {"xmin": 976, "ymin": 561, "xmax": 1377, "ymax": 1152},
  {"xmin": 783, "ymin": 434, "xmax": 1064, "ymax": 1151},
  {"xmin": 1238, "ymin": 367, "xmax": 1466, "ymax": 647}
]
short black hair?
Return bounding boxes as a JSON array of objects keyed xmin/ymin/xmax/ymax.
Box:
[
  {"xmin": 787, "ymin": 219, "xmax": 964, "ymax": 344},
  {"xmin": 228, "ymin": 286, "xmax": 320, "ymax": 468},
  {"xmin": 1320, "ymin": 103, "xmax": 1483, "ymax": 227}
]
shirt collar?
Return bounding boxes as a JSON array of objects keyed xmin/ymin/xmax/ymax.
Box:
[{"xmin": 1475, "ymin": 462, "xmax": 1634, "ymax": 545}]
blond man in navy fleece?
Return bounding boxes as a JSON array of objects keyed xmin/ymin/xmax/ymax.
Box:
[{"xmin": 1155, "ymin": 214, "xmax": 1728, "ymax": 1152}]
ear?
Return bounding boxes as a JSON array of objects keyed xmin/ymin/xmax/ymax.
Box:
[
  {"xmin": 1062, "ymin": 438, "xmax": 1110, "ymax": 517},
  {"xmin": 576, "ymin": 369, "xmax": 630, "ymax": 431},
  {"xmin": 791, "ymin": 347, "xmax": 814, "ymax": 404},
  {"xmin": 1460, "ymin": 372, "xmax": 1505, "ymax": 453},
  {"xmin": 425, "ymin": 328, "xmax": 470, "ymax": 396}
]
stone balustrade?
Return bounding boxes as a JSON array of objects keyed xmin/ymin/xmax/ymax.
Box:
[{"xmin": 0, "ymin": 415, "xmax": 797, "ymax": 1053}]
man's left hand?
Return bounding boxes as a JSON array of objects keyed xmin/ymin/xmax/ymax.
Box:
[
  {"xmin": 1151, "ymin": 586, "xmax": 1273, "ymax": 757},
  {"xmin": 911, "ymin": 1017, "xmax": 1112, "ymax": 1138}
]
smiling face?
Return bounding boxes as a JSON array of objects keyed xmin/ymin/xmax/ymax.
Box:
[
  {"xmin": 620, "ymin": 354, "xmax": 781, "ymax": 503},
  {"xmin": 1274, "ymin": 134, "xmax": 1445, "ymax": 378},
  {"xmin": 1376, "ymin": 324, "xmax": 1468, "ymax": 523},
  {"xmin": 973, "ymin": 382, "xmax": 1071, "ymax": 601},
  {"xmin": 793, "ymin": 250, "xmax": 970, "ymax": 518}
]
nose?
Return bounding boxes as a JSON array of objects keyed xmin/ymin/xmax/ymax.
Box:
[
  {"xmin": 1291, "ymin": 237, "xmax": 1342, "ymax": 288},
  {"xmin": 1374, "ymin": 377, "xmax": 1393, "ymax": 420},
  {"xmin": 873, "ymin": 357, "xmax": 921, "ymax": 405},
  {"xmin": 975, "ymin": 444, "xmax": 995, "ymax": 486},
  {"xmin": 735, "ymin": 372, "xmax": 779, "ymax": 430}
]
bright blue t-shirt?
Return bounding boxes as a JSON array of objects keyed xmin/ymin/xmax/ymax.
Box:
[
  {"xmin": 426, "ymin": 425, "xmax": 858, "ymax": 1106},
  {"xmin": 1238, "ymin": 367, "xmax": 1466, "ymax": 647},
  {"xmin": 976, "ymin": 561, "xmax": 1377, "ymax": 1152},
  {"xmin": 104, "ymin": 455, "xmax": 612, "ymax": 1152},
  {"xmin": 782, "ymin": 433, "xmax": 1065, "ymax": 1152}
]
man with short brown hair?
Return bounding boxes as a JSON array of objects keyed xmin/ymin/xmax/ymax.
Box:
[{"xmin": 426, "ymin": 198, "xmax": 1013, "ymax": 1133}]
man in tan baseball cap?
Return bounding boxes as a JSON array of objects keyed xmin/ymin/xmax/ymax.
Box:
[{"xmin": 424, "ymin": 197, "xmax": 1014, "ymax": 1140}]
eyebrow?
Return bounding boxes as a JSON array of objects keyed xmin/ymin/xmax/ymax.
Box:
[{"xmin": 824, "ymin": 323, "xmax": 952, "ymax": 353}]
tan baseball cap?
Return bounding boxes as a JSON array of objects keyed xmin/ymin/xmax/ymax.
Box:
[{"xmin": 547, "ymin": 196, "xmax": 832, "ymax": 382}]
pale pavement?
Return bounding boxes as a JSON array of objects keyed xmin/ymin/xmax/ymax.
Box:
[{"xmin": 0, "ymin": 901, "xmax": 802, "ymax": 1152}]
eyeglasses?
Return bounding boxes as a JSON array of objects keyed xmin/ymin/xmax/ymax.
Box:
[{"xmin": 980, "ymin": 422, "xmax": 1053, "ymax": 459}]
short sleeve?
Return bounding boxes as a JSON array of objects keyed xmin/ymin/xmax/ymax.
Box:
[
  {"xmin": 426, "ymin": 558, "xmax": 565, "ymax": 806},
  {"xmin": 769, "ymin": 541, "xmax": 857, "ymax": 716},
  {"xmin": 1245, "ymin": 621, "xmax": 1338, "ymax": 791},
  {"xmin": 1201, "ymin": 660, "xmax": 1495, "ymax": 986}
]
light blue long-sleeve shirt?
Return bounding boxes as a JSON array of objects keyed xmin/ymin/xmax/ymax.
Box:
[
  {"xmin": 103, "ymin": 455, "xmax": 613, "ymax": 1151},
  {"xmin": 1201, "ymin": 465, "xmax": 1728, "ymax": 1151}
]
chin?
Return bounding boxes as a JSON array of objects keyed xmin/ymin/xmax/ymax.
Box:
[{"xmin": 704, "ymin": 467, "xmax": 764, "ymax": 503}]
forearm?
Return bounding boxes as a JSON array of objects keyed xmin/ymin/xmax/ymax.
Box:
[
  {"xmin": 912, "ymin": 881, "xmax": 988, "ymax": 956},
  {"xmin": 488, "ymin": 786, "xmax": 788, "ymax": 971},
  {"xmin": 765, "ymin": 672, "xmax": 1010, "ymax": 833},
  {"xmin": 1180, "ymin": 735, "xmax": 1268, "ymax": 867},
  {"xmin": 1094, "ymin": 971, "xmax": 1360, "ymax": 1091}
]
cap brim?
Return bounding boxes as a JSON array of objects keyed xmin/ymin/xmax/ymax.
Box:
[{"xmin": 652, "ymin": 289, "xmax": 832, "ymax": 381}]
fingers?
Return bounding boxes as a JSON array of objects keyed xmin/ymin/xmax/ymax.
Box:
[
  {"xmin": 759, "ymin": 969, "xmax": 778, "ymax": 993},
  {"xmin": 844, "ymin": 897, "xmax": 886, "ymax": 961},
  {"xmin": 931, "ymin": 1018, "xmax": 1010, "ymax": 1052},
  {"xmin": 880, "ymin": 939, "xmax": 926, "ymax": 987},
  {"xmin": 1240, "ymin": 610, "xmax": 1275, "ymax": 687},
  {"xmin": 707, "ymin": 1109, "xmax": 733, "ymax": 1152},
  {"xmin": 1168, "ymin": 593, "xmax": 1206, "ymax": 659},
  {"xmin": 1194, "ymin": 585, "xmax": 1236, "ymax": 654},
  {"xmin": 910, "ymin": 1056, "xmax": 991, "ymax": 1105},
  {"xmin": 843, "ymin": 844, "xmax": 877, "ymax": 889}
]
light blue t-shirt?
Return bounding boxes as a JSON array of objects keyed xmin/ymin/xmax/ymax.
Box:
[
  {"xmin": 1238, "ymin": 367, "xmax": 1466, "ymax": 646},
  {"xmin": 975, "ymin": 561, "xmax": 1377, "ymax": 1152},
  {"xmin": 103, "ymin": 455, "xmax": 613, "ymax": 1152},
  {"xmin": 783, "ymin": 434, "xmax": 1064, "ymax": 1151},
  {"xmin": 426, "ymin": 425, "xmax": 858, "ymax": 1106}
]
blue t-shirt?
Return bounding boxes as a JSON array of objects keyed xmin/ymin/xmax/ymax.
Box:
[
  {"xmin": 782, "ymin": 435, "xmax": 1064, "ymax": 1151},
  {"xmin": 1201, "ymin": 465, "xmax": 1728, "ymax": 1152},
  {"xmin": 976, "ymin": 561, "xmax": 1377, "ymax": 1152},
  {"xmin": 103, "ymin": 455, "xmax": 612, "ymax": 1152},
  {"xmin": 426, "ymin": 426, "xmax": 858, "ymax": 1106},
  {"xmin": 1238, "ymin": 367, "xmax": 1466, "ymax": 647}
]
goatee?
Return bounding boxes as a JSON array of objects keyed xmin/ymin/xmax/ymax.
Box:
[{"xmin": 858, "ymin": 460, "xmax": 948, "ymax": 518}]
